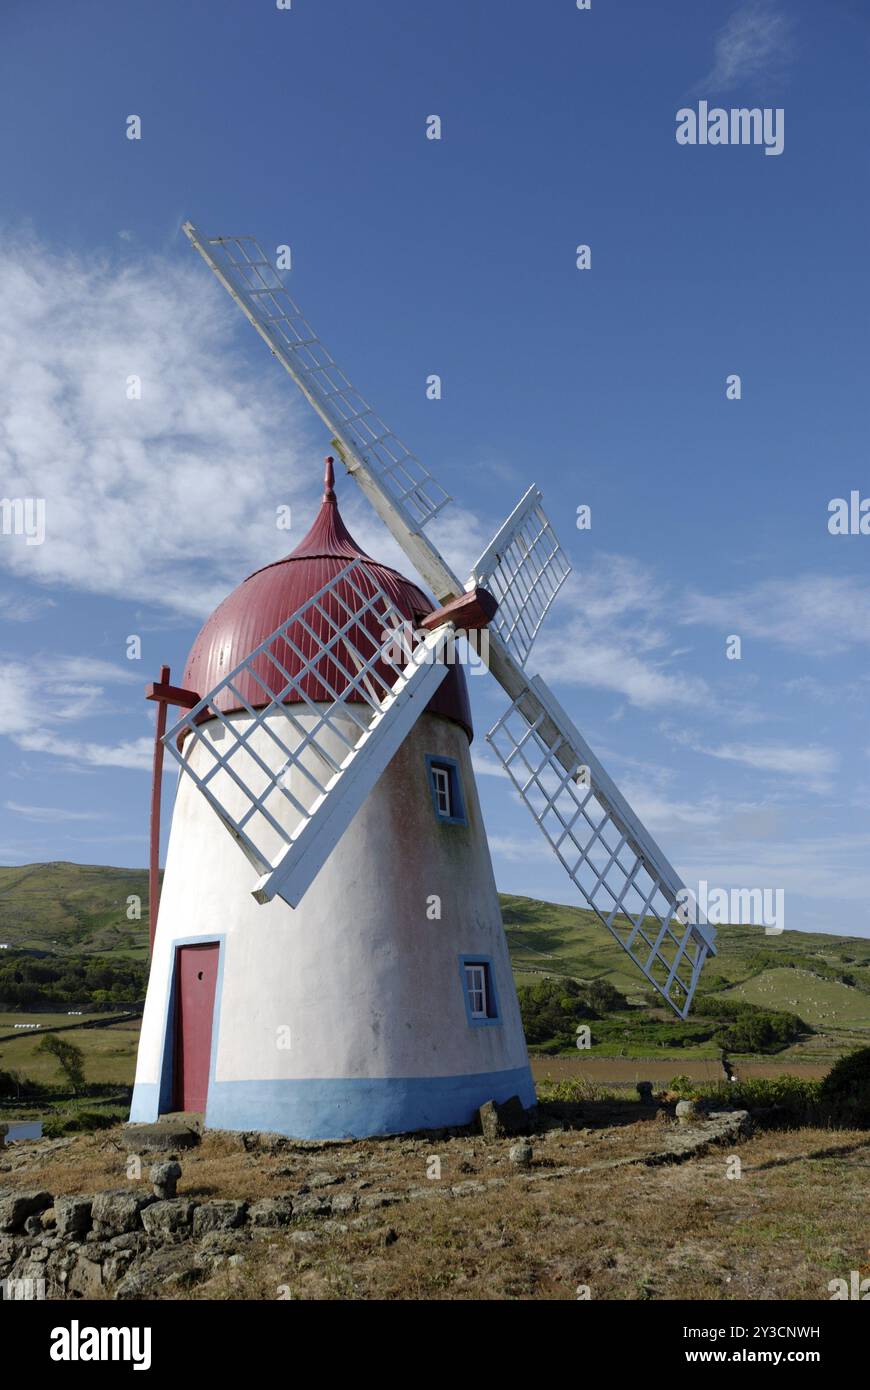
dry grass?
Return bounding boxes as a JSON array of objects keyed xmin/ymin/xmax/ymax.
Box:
[{"xmin": 4, "ymin": 1118, "xmax": 869, "ymax": 1301}]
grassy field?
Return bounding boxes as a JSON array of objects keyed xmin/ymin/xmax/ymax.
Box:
[
  {"xmin": 717, "ymin": 968, "xmax": 870, "ymax": 1029},
  {"xmin": 4, "ymin": 1119, "xmax": 868, "ymax": 1300},
  {"xmin": 1, "ymin": 870, "xmax": 870, "ymax": 1108},
  {"xmin": 0, "ymin": 1016, "xmax": 140, "ymax": 1088}
]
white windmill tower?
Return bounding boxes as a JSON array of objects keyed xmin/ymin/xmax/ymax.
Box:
[{"xmin": 130, "ymin": 223, "xmax": 716, "ymax": 1140}]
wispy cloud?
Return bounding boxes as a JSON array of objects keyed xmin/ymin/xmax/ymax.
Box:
[
  {"xmin": 680, "ymin": 574, "xmax": 870, "ymax": 656},
  {"xmin": 0, "ymin": 592, "xmax": 56, "ymax": 622},
  {"xmin": 11, "ymin": 731, "xmax": 153, "ymax": 771},
  {"xmin": 4, "ymin": 801, "xmax": 105, "ymax": 823},
  {"xmin": 696, "ymin": 1, "xmax": 795, "ymax": 93},
  {"xmin": 666, "ymin": 731, "xmax": 837, "ymax": 792},
  {"xmin": 533, "ymin": 559, "xmax": 719, "ymax": 713},
  {"xmin": 0, "ymin": 654, "xmax": 150, "ymax": 769}
]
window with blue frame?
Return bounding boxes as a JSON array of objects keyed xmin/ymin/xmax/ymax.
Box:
[
  {"xmin": 425, "ymin": 754, "xmax": 466, "ymax": 825},
  {"xmin": 459, "ymin": 955, "xmax": 500, "ymax": 1025}
]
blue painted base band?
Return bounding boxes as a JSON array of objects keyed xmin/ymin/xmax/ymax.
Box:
[{"xmin": 130, "ymin": 1066, "xmax": 536, "ymax": 1139}]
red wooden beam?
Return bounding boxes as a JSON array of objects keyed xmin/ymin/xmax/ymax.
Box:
[
  {"xmin": 419, "ymin": 586, "xmax": 498, "ymax": 633},
  {"xmin": 147, "ymin": 666, "xmax": 172, "ymax": 955},
  {"xmin": 145, "ymin": 680, "xmax": 200, "ymax": 708}
]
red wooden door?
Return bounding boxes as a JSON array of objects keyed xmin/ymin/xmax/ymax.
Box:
[{"xmin": 173, "ymin": 943, "xmax": 219, "ymax": 1113}]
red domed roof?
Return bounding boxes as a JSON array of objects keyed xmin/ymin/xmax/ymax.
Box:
[{"xmin": 183, "ymin": 460, "xmax": 473, "ymax": 740}]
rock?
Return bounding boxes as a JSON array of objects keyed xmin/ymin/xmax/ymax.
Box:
[
  {"xmin": 149, "ymin": 1160, "xmax": 182, "ymax": 1200},
  {"xmin": 227, "ymin": 1253, "xmax": 245, "ymax": 1268},
  {"xmin": 451, "ymin": 1180, "xmax": 486, "ymax": 1197},
  {"xmin": 54, "ymin": 1196, "xmax": 92, "ymax": 1237},
  {"xmin": 636, "ymin": 1081, "xmax": 654, "ymax": 1104},
  {"xmin": 478, "ymin": 1096, "xmax": 528, "ymax": 1142},
  {"xmin": 509, "ymin": 1142, "xmax": 533, "ymax": 1168},
  {"xmin": 196, "ymin": 1232, "xmax": 247, "ymax": 1258},
  {"xmin": 103, "ymin": 1250, "xmax": 138, "ymax": 1283},
  {"xmin": 289, "ymin": 1230, "xmax": 319, "ymax": 1246},
  {"xmin": 23, "ymin": 1215, "xmax": 43, "ymax": 1236},
  {"xmin": 68, "ymin": 1254, "xmax": 103, "ymax": 1298},
  {"xmin": 141, "ymin": 1200, "xmax": 197, "ymax": 1235},
  {"xmin": 292, "ymin": 1194, "xmax": 331, "ymax": 1220},
  {"xmin": 380, "ymin": 1227, "xmax": 398, "ymax": 1247},
  {"xmin": 123, "ymin": 1122, "xmax": 200, "ymax": 1152},
  {"xmin": 329, "ymin": 1193, "xmax": 358, "ymax": 1215},
  {"xmin": 115, "ymin": 1246, "xmax": 202, "ymax": 1299},
  {"xmin": 675, "ymin": 1099, "xmax": 699, "ymax": 1126},
  {"xmin": 247, "ymin": 1197, "xmax": 295, "ymax": 1228},
  {"xmin": 192, "ymin": 1200, "xmax": 247, "ymax": 1236},
  {"xmin": 104, "ymin": 1232, "xmax": 146, "ymax": 1252},
  {"xmin": 91, "ymin": 1191, "xmax": 154, "ymax": 1236},
  {"xmin": 307, "ymin": 1171, "xmax": 341, "ymax": 1189},
  {"xmin": 358, "ymin": 1192, "xmax": 403, "ymax": 1211},
  {"xmin": 240, "ymin": 1131, "xmax": 291, "ymax": 1155},
  {"xmin": 0, "ymin": 1192, "xmax": 52, "ymax": 1234}
]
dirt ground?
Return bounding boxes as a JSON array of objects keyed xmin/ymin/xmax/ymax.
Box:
[
  {"xmin": 530, "ymin": 1056, "xmax": 831, "ymax": 1085},
  {"xmin": 4, "ymin": 1114, "xmax": 868, "ymax": 1301}
]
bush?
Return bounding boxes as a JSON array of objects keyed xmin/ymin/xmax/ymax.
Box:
[
  {"xmin": 669, "ymin": 1074, "xmax": 701, "ymax": 1098},
  {"xmin": 517, "ymin": 977, "xmax": 627, "ymax": 1046},
  {"xmin": 691, "ymin": 994, "xmax": 807, "ymax": 1053},
  {"xmin": 42, "ymin": 1110, "xmax": 118, "ymax": 1138},
  {"xmin": 536, "ymin": 1075, "xmax": 614, "ymax": 1103},
  {"xmin": 38, "ymin": 1035, "xmax": 86, "ymax": 1093},
  {"xmin": 0, "ymin": 951, "xmax": 147, "ymax": 1011},
  {"xmin": 820, "ymin": 1047, "xmax": 870, "ymax": 1126},
  {"xmin": 694, "ymin": 1075, "xmax": 821, "ymax": 1122}
]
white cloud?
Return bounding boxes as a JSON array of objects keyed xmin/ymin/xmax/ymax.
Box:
[
  {"xmin": 0, "ymin": 591, "xmax": 55, "ymax": 622},
  {"xmin": 680, "ymin": 574, "xmax": 870, "ymax": 656},
  {"xmin": 470, "ymin": 748, "xmax": 509, "ymax": 780},
  {"xmin": 532, "ymin": 560, "xmax": 718, "ymax": 712},
  {"xmin": 12, "ymin": 731, "xmax": 153, "ymax": 771},
  {"xmin": 4, "ymin": 801, "xmax": 104, "ymax": 823},
  {"xmin": 697, "ymin": 2, "xmax": 794, "ymax": 93},
  {"xmin": 675, "ymin": 737, "xmax": 836, "ymax": 792},
  {"xmin": 0, "ymin": 654, "xmax": 150, "ymax": 769},
  {"xmin": 0, "ymin": 236, "xmax": 321, "ymax": 619}
]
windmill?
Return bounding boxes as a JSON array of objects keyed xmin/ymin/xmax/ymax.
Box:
[{"xmin": 130, "ymin": 223, "xmax": 716, "ymax": 1139}]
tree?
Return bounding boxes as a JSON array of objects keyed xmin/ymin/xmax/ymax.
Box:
[{"xmin": 38, "ymin": 1034, "xmax": 86, "ymax": 1093}]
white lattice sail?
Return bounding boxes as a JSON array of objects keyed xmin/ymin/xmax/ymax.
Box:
[
  {"xmin": 469, "ymin": 486, "xmax": 571, "ymax": 669},
  {"xmin": 183, "ymin": 224, "xmax": 451, "ymax": 533},
  {"xmin": 487, "ymin": 677, "xmax": 715, "ymax": 1017},
  {"xmin": 182, "ymin": 216, "xmax": 720, "ymax": 1018},
  {"xmin": 163, "ymin": 561, "xmax": 453, "ymax": 909}
]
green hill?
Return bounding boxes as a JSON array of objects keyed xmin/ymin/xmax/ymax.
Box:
[
  {"xmin": 0, "ymin": 862, "xmax": 151, "ymax": 960},
  {"xmin": 500, "ymin": 893, "xmax": 870, "ymax": 1057},
  {"xmin": 1, "ymin": 867, "xmax": 870, "ymax": 1049}
]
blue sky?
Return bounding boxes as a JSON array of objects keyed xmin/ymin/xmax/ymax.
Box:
[{"xmin": 1, "ymin": 0, "xmax": 869, "ymax": 936}]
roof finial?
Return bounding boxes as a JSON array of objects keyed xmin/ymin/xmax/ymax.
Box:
[{"xmin": 323, "ymin": 455, "xmax": 336, "ymax": 502}]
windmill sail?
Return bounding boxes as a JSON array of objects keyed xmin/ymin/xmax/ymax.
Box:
[
  {"xmin": 182, "ymin": 224, "xmax": 450, "ymax": 537},
  {"xmin": 487, "ymin": 676, "xmax": 715, "ymax": 1018},
  {"xmin": 183, "ymin": 219, "xmax": 717, "ymax": 1018},
  {"xmin": 163, "ymin": 560, "xmax": 454, "ymax": 909},
  {"xmin": 469, "ymin": 485, "xmax": 571, "ymax": 669}
]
